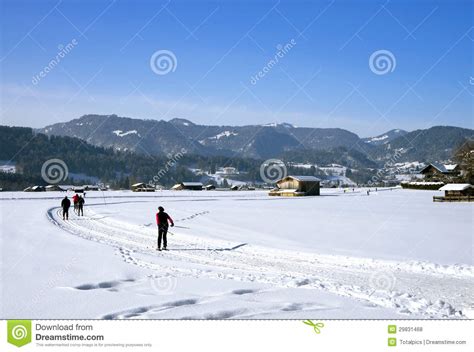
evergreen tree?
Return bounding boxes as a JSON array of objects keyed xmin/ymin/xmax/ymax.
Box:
[{"xmin": 454, "ymin": 139, "xmax": 474, "ymax": 183}]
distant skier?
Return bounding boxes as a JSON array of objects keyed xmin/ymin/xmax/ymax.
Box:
[
  {"xmin": 72, "ymin": 193, "xmax": 79, "ymax": 212},
  {"xmin": 61, "ymin": 196, "xmax": 71, "ymax": 220},
  {"xmin": 156, "ymin": 206, "xmax": 174, "ymax": 251},
  {"xmin": 77, "ymin": 195, "xmax": 85, "ymax": 216}
]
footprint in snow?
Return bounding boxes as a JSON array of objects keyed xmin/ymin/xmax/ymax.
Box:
[
  {"xmin": 232, "ymin": 289, "xmax": 257, "ymax": 295},
  {"xmin": 73, "ymin": 278, "xmax": 135, "ymax": 291},
  {"xmin": 74, "ymin": 280, "xmax": 120, "ymax": 290}
]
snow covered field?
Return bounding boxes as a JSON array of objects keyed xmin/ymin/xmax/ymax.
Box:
[{"xmin": 1, "ymin": 188, "xmax": 472, "ymax": 319}]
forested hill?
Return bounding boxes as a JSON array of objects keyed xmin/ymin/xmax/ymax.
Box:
[
  {"xmin": 0, "ymin": 125, "xmax": 271, "ymax": 191},
  {"xmin": 0, "ymin": 126, "xmax": 197, "ymax": 190}
]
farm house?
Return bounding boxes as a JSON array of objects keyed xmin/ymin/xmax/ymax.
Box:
[
  {"xmin": 419, "ymin": 163, "xmax": 460, "ymax": 181},
  {"xmin": 269, "ymin": 175, "xmax": 320, "ymax": 197},
  {"xmin": 131, "ymin": 183, "xmax": 155, "ymax": 192},
  {"xmin": 171, "ymin": 182, "xmax": 204, "ymax": 191}
]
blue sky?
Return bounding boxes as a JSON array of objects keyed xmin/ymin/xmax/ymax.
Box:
[{"xmin": 0, "ymin": 0, "xmax": 472, "ymax": 137}]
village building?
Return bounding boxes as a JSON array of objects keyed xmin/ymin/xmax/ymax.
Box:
[
  {"xmin": 269, "ymin": 175, "xmax": 320, "ymax": 197},
  {"xmin": 45, "ymin": 185, "xmax": 72, "ymax": 192},
  {"xmin": 434, "ymin": 183, "xmax": 474, "ymax": 202},
  {"xmin": 84, "ymin": 185, "xmax": 100, "ymax": 191},
  {"xmin": 131, "ymin": 182, "xmax": 155, "ymax": 192},
  {"xmin": 171, "ymin": 182, "xmax": 203, "ymax": 191},
  {"xmin": 216, "ymin": 167, "xmax": 239, "ymax": 175},
  {"xmin": 419, "ymin": 163, "xmax": 460, "ymax": 181}
]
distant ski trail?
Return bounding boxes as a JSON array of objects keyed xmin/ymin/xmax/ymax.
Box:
[{"xmin": 47, "ymin": 206, "xmax": 474, "ymax": 319}]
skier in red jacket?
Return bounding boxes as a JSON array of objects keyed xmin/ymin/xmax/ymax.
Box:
[
  {"xmin": 72, "ymin": 194, "xmax": 79, "ymax": 212},
  {"xmin": 156, "ymin": 206, "xmax": 174, "ymax": 251}
]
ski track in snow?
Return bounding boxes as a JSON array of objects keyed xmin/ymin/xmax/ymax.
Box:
[{"xmin": 47, "ymin": 206, "xmax": 474, "ymax": 319}]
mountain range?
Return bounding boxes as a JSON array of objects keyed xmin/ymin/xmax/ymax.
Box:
[{"xmin": 39, "ymin": 114, "xmax": 473, "ymax": 164}]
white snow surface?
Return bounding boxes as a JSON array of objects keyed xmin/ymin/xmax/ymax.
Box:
[
  {"xmin": 1, "ymin": 188, "xmax": 472, "ymax": 319},
  {"xmin": 208, "ymin": 131, "xmax": 238, "ymax": 140},
  {"xmin": 367, "ymin": 134, "xmax": 389, "ymax": 143},
  {"xmin": 112, "ymin": 130, "xmax": 140, "ymax": 137}
]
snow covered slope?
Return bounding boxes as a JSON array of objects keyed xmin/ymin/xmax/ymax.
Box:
[{"xmin": 1, "ymin": 189, "xmax": 472, "ymax": 319}]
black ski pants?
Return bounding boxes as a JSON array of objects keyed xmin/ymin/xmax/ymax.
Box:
[{"xmin": 158, "ymin": 225, "xmax": 168, "ymax": 249}]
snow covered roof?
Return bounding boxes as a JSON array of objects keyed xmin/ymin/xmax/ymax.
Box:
[
  {"xmin": 444, "ymin": 164, "xmax": 458, "ymax": 171},
  {"xmin": 420, "ymin": 163, "xmax": 458, "ymax": 174},
  {"xmin": 132, "ymin": 183, "xmax": 145, "ymax": 187},
  {"xmin": 280, "ymin": 175, "xmax": 320, "ymax": 182},
  {"xmin": 60, "ymin": 185, "xmax": 75, "ymax": 189},
  {"xmin": 403, "ymin": 181, "xmax": 444, "ymax": 185},
  {"xmin": 439, "ymin": 183, "xmax": 473, "ymax": 191}
]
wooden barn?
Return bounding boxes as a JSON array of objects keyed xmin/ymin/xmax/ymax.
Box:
[
  {"xmin": 131, "ymin": 182, "xmax": 155, "ymax": 192},
  {"xmin": 171, "ymin": 182, "xmax": 203, "ymax": 191},
  {"xmin": 434, "ymin": 183, "xmax": 474, "ymax": 202},
  {"xmin": 269, "ymin": 175, "xmax": 320, "ymax": 197}
]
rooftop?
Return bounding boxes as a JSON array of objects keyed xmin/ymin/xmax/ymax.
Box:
[
  {"xmin": 279, "ymin": 175, "xmax": 321, "ymax": 182},
  {"xmin": 439, "ymin": 183, "xmax": 473, "ymax": 191},
  {"xmin": 420, "ymin": 163, "xmax": 458, "ymax": 174}
]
